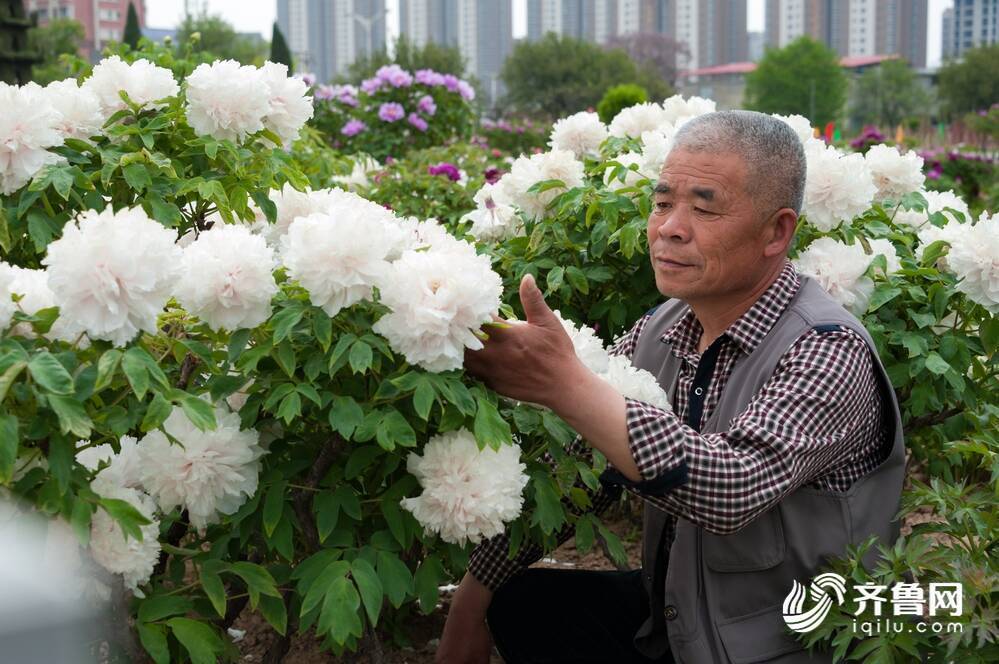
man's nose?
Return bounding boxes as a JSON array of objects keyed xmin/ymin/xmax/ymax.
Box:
[{"xmin": 656, "ymin": 206, "xmax": 693, "ymax": 243}]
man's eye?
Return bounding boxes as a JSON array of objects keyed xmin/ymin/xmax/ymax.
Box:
[
  {"xmin": 655, "ymin": 201, "xmax": 672, "ymax": 210},
  {"xmin": 695, "ymin": 207, "xmax": 715, "ymax": 215}
]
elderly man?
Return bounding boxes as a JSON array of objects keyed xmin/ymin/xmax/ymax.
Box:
[{"xmin": 436, "ymin": 111, "xmax": 904, "ymax": 664}]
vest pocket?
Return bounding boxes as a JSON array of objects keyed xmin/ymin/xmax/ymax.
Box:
[
  {"xmin": 716, "ymin": 602, "xmax": 809, "ymax": 664},
  {"xmin": 702, "ymin": 507, "xmax": 786, "ymax": 572}
]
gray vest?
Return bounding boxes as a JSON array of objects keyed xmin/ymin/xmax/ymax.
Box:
[{"xmin": 629, "ymin": 276, "xmax": 906, "ymax": 663}]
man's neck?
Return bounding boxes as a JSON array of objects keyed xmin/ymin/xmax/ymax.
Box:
[{"xmin": 689, "ymin": 260, "xmax": 786, "ymax": 353}]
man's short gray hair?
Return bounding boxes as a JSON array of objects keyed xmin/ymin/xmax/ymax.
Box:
[{"xmin": 671, "ymin": 110, "xmax": 807, "ymax": 215}]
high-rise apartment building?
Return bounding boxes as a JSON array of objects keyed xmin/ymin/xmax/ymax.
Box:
[
  {"xmin": 398, "ymin": 0, "xmax": 512, "ymax": 105},
  {"xmin": 25, "ymin": 0, "xmax": 146, "ymax": 61},
  {"xmin": 945, "ymin": 0, "xmax": 999, "ymax": 58},
  {"xmin": 942, "ymin": 7, "xmax": 955, "ymax": 59},
  {"xmin": 276, "ymin": 0, "xmax": 386, "ymax": 83},
  {"xmin": 765, "ymin": 0, "xmax": 927, "ymax": 67}
]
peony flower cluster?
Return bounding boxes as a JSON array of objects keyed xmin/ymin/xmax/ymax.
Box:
[
  {"xmin": 0, "ymin": 82, "xmax": 64, "ymax": 194},
  {"xmin": 793, "ymin": 237, "xmax": 875, "ymax": 314},
  {"xmin": 499, "ymin": 149, "xmax": 585, "ymax": 221},
  {"xmin": 42, "ymin": 79, "xmax": 104, "ymax": 142},
  {"xmin": 400, "ymin": 429, "xmax": 528, "ymax": 545},
  {"xmin": 549, "ymin": 111, "xmax": 608, "ymax": 158},
  {"xmin": 1, "ymin": 266, "xmax": 77, "ymax": 342},
  {"xmin": 661, "ymin": 94, "xmax": 716, "ymax": 125},
  {"xmin": 772, "ymin": 114, "xmax": 815, "ymax": 145},
  {"xmin": 801, "ymin": 141, "xmax": 877, "ymax": 231},
  {"xmin": 138, "ymin": 405, "xmax": 265, "ymax": 530},
  {"xmin": 42, "ymin": 207, "xmax": 181, "ymax": 347},
  {"xmin": 82, "ymin": 55, "xmax": 179, "ymax": 117},
  {"xmin": 185, "ymin": 59, "xmax": 312, "ymax": 145},
  {"xmin": 947, "ymin": 213, "xmax": 999, "ymax": 313},
  {"xmin": 864, "ymin": 144, "xmax": 925, "ymax": 202},
  {"xmin": 461, "ymin": 182, "xmax": 521, "ymax": 242},
  {"xmin": 608, "ymin": 102, "xmax": 671, "ymax": 139},
  {"xmin": 893, "ymin": 189, "xmax": 969, "ymax": 229},
  {"xmin": 174, "ymin": 224, "xmax": 279, "ymax": 331}
]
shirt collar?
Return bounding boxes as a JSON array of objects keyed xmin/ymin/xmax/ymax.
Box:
[{"xmin": 660, "ymin": 261, "xmax": 801, "ymax": 356}]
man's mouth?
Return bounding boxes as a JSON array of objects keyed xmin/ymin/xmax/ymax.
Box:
[{"xmin": 655, "ymin": 257, "xmax": 693, "ymax": 269}]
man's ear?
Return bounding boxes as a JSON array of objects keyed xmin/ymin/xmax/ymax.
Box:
[{"xmin": 763, "ymin": 208, "xmax": 798, "ymax": 258}]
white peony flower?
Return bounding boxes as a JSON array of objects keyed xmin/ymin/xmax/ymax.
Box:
[
  {"xmin": 175, "ymin": 224, "xmax": 278, "ymax": 331},
  {"xmin": 608, "ymin": 102, "xmax": 671, "ymax": 138},
  {"xmin": 0, "ymin": 82, "xmax": 63, "ymax": 195},
  {"xmin": 500, "ymin": 149, "xmax": 585, "ymax": 221},
  {"xmin": 661, "ymin": 94, "xmax": 716, "ymax": 125},
  {"xmin": 549, "ymin": 111, "xmax": 608, "ymax": 158},
  {"xmin": 185, "ymin": 60, "xmax": 271, "ymax": 143},
  {"xmin": 915, "ymin": 221, "xmax": 964, "ymax": 265},
  {"xmin": 639, "ymin": 128, "xmax": 674, "ymax": 179},
  {"xmin": 0, "ymin": 262, "xmax": 15, "ymax": 332},
  {"xmin": 77, "ymin": 436, "xmax": 144, "ymax": 494},
  {"xmin": 893, "ymin": 189, "xmax": 970, "ymax": 229},
  {"xmin": 793, "ymin": 237, "xmax": 875, "ymax": 314},
  {"xmin": 83, "ymin": 55, "xmax": 179, "ymax": 118},
  {"xmin": 259, "ymin": 62, "xmax": 314, "ymax": 146},
  {"xmin": 864, "ymin": 144, "xmax": 925, "ymax": 202},
  {"xmin": 3, "ymin": 266, "xmax": 78, "ymax": 342},
  {"xmin": 400, "ymin": 429, "xmax": 528, "ymax": 545},
  {"xmin": 801, "ymin": 142, "xmax": 877, "ymax": 231},
  {"xmin": 603, "ymin": 152, "xmax": 647, "ymax": 192},
  {"xmin": 280, "ymin": 198, "xmax": 397, "ymax": 316},
  {"xmin": 772, "ymin": 113, "xmax": 815, "ymax": 145},
  {"xmin": 946, "ymin": 213, "xmax": 999, "ymax": 313},
  {"xmin": 43, "ymin": 79, "xmax": 104, "ymax": 141},
  {"xmin": 88, "ymin": 484, "xmax": 160, "ymax": 595},
  {"xmin": 330, "ymin": 155, "xmax": 381, "ymax": 191},
  {"xmin": 374, "ymin": 247, "xmax": 503, "ymax": 372},
  {"xmin": 866, "ymin": 238, "xmax": 902, "ymax": 276},
  {"xmin": 461, "ymin": 182, "xmax": 522, "ymax": 242},
  {"xmin": 42, "ymin": 207, "xmax": 181, "ymax": 347},
  {"xmin": 554, "ymin": 310, "xmax": 610, "ymax": 375},
  {"xmin": 138, "ymin": 404, "xmax": 264, "ymax": 530},
  {"xmin": 603, "ymin": 354, "xmax": 671, "ymax": 411}
]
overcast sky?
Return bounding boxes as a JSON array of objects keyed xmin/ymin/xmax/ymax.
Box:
[{"xmin": 146, "ymin": 0, "xmax": 952, "ymax": 68}]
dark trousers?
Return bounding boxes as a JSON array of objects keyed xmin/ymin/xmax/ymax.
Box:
[{"xmin": 486, "ymin": 568, "xmax": 675, "ymax": 664}]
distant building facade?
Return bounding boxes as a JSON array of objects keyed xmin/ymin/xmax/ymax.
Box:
[
  {"xmin": 25, "ymin": 0, "xmax": 146, "ymax": 61},
  {"xmin": 942, "ymin": 7, "xmax": 955, "ymax": 59},
  {"xmin": 944, "ymin": 0, "xmax": 999, "ymax": 58},
  {"xmin": 276, "ymin": 0, "xmax": 387, "ymax": 83}
]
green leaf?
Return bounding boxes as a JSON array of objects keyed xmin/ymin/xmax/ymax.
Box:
[
  {"xmin": 867, "ymin": 287, "xmax": 902, "ymax": 313},
  {"xmin": 167, "ymin": 618, "xmax": 225, "ymax": 664},
  {"xmin": 48, "ymin": 394, "xmax": 93, "ymax": 437},
  {"xmin": 138, "ymin": 596, "xmax": 194, "ymax": 623},
  {"xmin": 923, "ymin": 352, "xmax": 951, "ymax": 376},
  {"xmin": 121, "ymin": 347, "xmax": 150, "ymax": 399},
  {"xmin": 28, "ymin": 351, "xmax": 75, "ymax": 394},
  {"xmin": 47, "ymin": 435, "xmax": 73, "ymax": 490},
  {"xmin": 26, "ymin": 211, "xmax": 59, "ymax": 253},
  {"xmin": 178, "ymin": 394, "xmax": 216, "ymax": 431},
  {"xmin": 229, "ymin": 561, "xmax": 281, "ymax": 608},
  {"xmin": 348, "ymin": 340, "xmax": 373, "ymax": 374},
  {"xmin": 0, "ymin": 415, "xmax": 18, "ymax": 483},
  {"xmin": 329, "ymin": 395, "xmax": 364, "ymax": 439},
  {"xmin": 596, "ymin": 522, "xmax": 628, "ymax": 567},
  {"xmin": 530, "ymin": 474, "xmax": 564, "ymax": 534},
  {"xmin": 381, "ymin": 499, "xmax": 407, "ymax": 548},
  {"xmin": 275, "ymin": 341, "xmax": 296, "ymax": 378},
  {"xmin": 94, "ymin": 349, "xmax": 122, "ymax": 391},
  {"xmin": 981, "ymin": 317, "xmax": 999, "ymax": 356},
  {"xmin": 227, "ymin": 329, "xmax": 252, "ymax": 363},
  {"xmin": 345, "ymin": 445, "xmax": 382, "ymax": 479},
  {"xmin": 318, "ymin": 576, "xmax": 362, "ymax": 644},
  {"xmin": 98, "ymin": 497, "xmax": 152, "ymax": 541},
  {"xmin": 141, "ymin": 393, "xmax": 172, "ymax": 432},
  {"xmin": 575, "ymin": 514, "xmax": 595, "ymax": 552},
  {"xmin": 335, "ymin": 485, "xmax": 362, "ymax": 520},
  {"xmin": 413, "ymin": 556, "xmax": 443, "ymax": 615},
  {"xmin": 314, "ymin": 491, "xmax": 340, "ymax": 543},
  {"xmin": 413, "ymin": 378, "xmax": 435, "ymax": 420},
  {"xmin": 565, "ymin": 266, "xmax": 589, "ymax": 294},
  {"xmin": 199, "ymin": 563, "xmax": 227, "ymax": 618},
  {"xmin": 313, "ymin": 313, "xmax": 333, "ymax": 351},
  {"xmin": 919, "ymin": 240, "xmax": 949, "ymax": 267},
  {"xmin": 137, "ymin": 623, "xmax": 170, "ymax": 664},
  {"xmin": 259, "ymin": 593, "xmax": 287, "ymax": 636},
  {"xmin": 297, "ymin": 384, "xmax": 322, "ymax": 407},
  {"xmin": 271, "ymin": 305, "xmax": 305, "ymax": 343},
  {"xmin": 0, "ymin": 360, "xmax": 26, "ymax": 403},
  {"xmin": 376, "ymin": 410, "xmax": 416, "ymax": 450},
  {"xmin": 300, "ymin": 560, "xmax": 350, "ymax": 617},
  {"xmin": 473, "ymin": 397, "xmax": 512, "ymax": 450},
  {"xmin": 351, "ymin": 558, "xmax": 384, "ymax": 625},
  {"xmin": 263, "ymin": 481, "xmax": 287, "ymax": 538},
  {"xmin": 276, "ymin": 391, "xmax": 302, "ymax": 425},
  {"xmin": 122, "ymin": 163, "xmax": 152, "ymax": 192},
  {"xmin": 546, "ymin": 266, "xmax": 565, "ymax": 294},
  {"xmin": 377, "ymin": 551, "xmax": 413, "ymax": 608}
]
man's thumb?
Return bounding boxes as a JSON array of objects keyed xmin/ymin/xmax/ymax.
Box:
[{"xmin": 520, "ymin": 274, "xmax": 555, "ymax": 326}]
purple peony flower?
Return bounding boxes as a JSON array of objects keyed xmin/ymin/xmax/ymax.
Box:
[
  {"xmin": 407, "ymin": 112, "xmax": 429, "ymax": 132},
  {"xmin": 297, "ymin": 72, "xmax": 317, "ymax": 87},
  {"xmin": 417, "ymin": 94, "xmax": 437, "ymax": 116},
  {"xmin": 428, "ymin": 162, "xmax": 461, "ymax": 182},
  {"xmin": 378, "ymin": 102, "xmax": 405, "ymax": 122},
  {"xmin": 361, "ymin": 77, "xmax": 383, "ymax": 94},
  {"xmin": 376, "ymin": 64, "xmax": 413, "ymax": 88},
  {"xmin": 341, "ymin": 119, "xmax": 367, "ymax": 137},
  {"xmin": 484, "ymin": 166, "xmax": 502, "ymax": 184},
  {"xmin": 442, "ymin": 74, "xmax": 460, "ymax": 92},
  {"xmin": 314, "ymin": 84, "xmax": 336, "ymax": 101},
  {"xmin": 415, "ymin": 69, "xmax": 445, "ymax": 86},
  {"xmin": 456, "ymin": 80, "xmax": 475, "ymax": 101}
]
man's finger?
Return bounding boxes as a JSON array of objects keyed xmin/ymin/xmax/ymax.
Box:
[{"xmin": 519, "ymin": 273, "xmax": 557, "ymax": 327}]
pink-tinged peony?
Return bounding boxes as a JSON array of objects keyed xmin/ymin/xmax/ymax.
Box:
[
  {"xmin": 138, "ymin": 404, "xmax": 265, "ymax": 530},
  {"xmin": 3, "ymin": 266, "xmax": 78, "ymax": 342},
  {"xmin": 415, "ymin": 69, "xmax": 445, "ymax": 86},
  {"xmin": 174, "ymin": 224, "xmax": 278, "ymax": 331},
  {"xmin": 864, "ymin": 144, "xmax": 925, "ymax": 201},
  {"xmin": 408, "ymin": 113, "xmax": 429, "ymax": 132},
  {"xmin": 259, "ymin": 62, "xmax": 314, "ymax": 146},
  {"xmin": 456, "ymin": 80, "xmax": 475, "ymax": 101},
  {"xmin": 376, "ymin": 64, "xmax": 413, "ymax": 88},
  {"xmin": 360, "ymin": 77, "xmax": 382, "ymax": 94},
  {"xmin": 42, "ymin": 206, "xmax": 181, "ymax": 347},
  {"xmin": 82, "ymin": 55, "xmax": 179, "ymax": 118},
  {"xmin": 341, "ymin": 119, "xmax": 367, "ymax": 137},
  {"xmin": 428, "ymin": 162, "xmax": 461, "ymax": 181},
  {"xmin": 42, "ymin": 79, "xmax": 104, "ymax": 142},
  {"xmin": 76, "ymin": 435, "xmax": 144, "ymax": 494},
  {"xmin": 801, "ymin": 141, "xmax": 877, "ymax": 231},
  {"xmin": 88, "ymin": 484, "xmax": 161, "ymax": 596},
  {"xmin": 378, "ymin": 102, "xmax": 405, "ymax": 122},
  {"xmin": 442, "ymin": 74, "xmax": 460, "ymax": 92},
  {"xmin": 184, "ymin": 59, "xmax": 271, "ymax": 143},
  {"xmin": 336, "ymin": 84, "xmax": 359, "ymax": 107},
  {"xmin": 946, "ymin": 212, "xmax": 999, "ymax": 313},
  {"xmin": 0, "ymin": 82, "xmax": 64, "ymax": 195},
  {"xmin": 793, "ymin": 237, "xmax": 875, "ymax": 315},
  {"xmin": 417, "ymin": 94, "xmax": 437, "ymax": 115},
  {"xmin": 401, "ymin": 429, "xmax": 528, "ymax": 545},
  {"xmin": 314, "ymin": 84, "xmax": 336, "ymax": 101},
  {"xmin": 549, "ymin": 111, "xmax": 608, "ymax": 158},
  {"xmin": 297, "ymin": 72, "xmax": 317, "ymax": 86}
]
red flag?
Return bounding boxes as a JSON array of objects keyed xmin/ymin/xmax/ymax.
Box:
[{"xmin": 824, "ymin": 122, "xmax": 835, "ymax": 143}]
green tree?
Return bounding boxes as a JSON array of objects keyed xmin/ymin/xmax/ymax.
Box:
[
  {"xmin": 175, "ymin": 12, "xmax": 268, "ymax": 65},
  {"xmin": 269, "ymin": 22, "xmax": 292, "ymax": 67},
  {"xmin": 123, "ymin": 2, "xmax": 142, "ymax": 50},
  {"xmin": 850, "ymin": 59, "xmax": 930, "ymax": 129},
  {"xmin": 937, "ymin": 43, "xmax": 999, "ymax": 117},
  {"xmin": 500, "ymin": 33, "xmax": 670, "ymax": 118},
  {"xmin": 342, "ymin": 34, "xmax": 468, "ymax": 82},
  {"xmin": 744, "ymin": 37, "xmax": 847, "ymax": 126},
  {"xmin": 27, "ymin": 17, "xmax": 84, "ymax": 84}
]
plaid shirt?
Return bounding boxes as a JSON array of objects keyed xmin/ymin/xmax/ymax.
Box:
[{"xmin": 468, "ymin": 262, "xmax": 890, "ymax": 591}]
